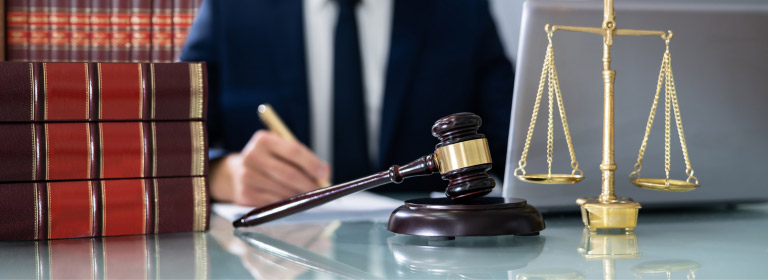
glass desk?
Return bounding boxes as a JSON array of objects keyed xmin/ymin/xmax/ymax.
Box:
[{"xmin": 2, "ymin": 201, "xmax": 767, "ymax": 279}]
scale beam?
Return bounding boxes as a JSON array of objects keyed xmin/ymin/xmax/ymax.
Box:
[
  {"xmin": 547, "ymin": 25, "xmax": 603, "ymax": 35},
  {"xmin": 548, "ymin": 24, "xmax": 672, "ymax": 40},
  {"xmin": 616, "ymin": 29, "xmax": 671, "ymax": 39}
]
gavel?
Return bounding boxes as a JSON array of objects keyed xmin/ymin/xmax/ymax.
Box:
[{"xmin": 234, "ymin": 113, "xmax": 496, "ymax": 227}]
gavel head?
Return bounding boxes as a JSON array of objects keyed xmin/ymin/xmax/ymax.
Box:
[{"xmin": 431, "ymin": 113, "xmax": 495, "ymax": 202}]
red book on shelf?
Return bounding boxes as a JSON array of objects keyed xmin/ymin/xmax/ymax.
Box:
[
  {"xmin": 172, "ymin": 0, "xmax": 196, "ymax": 61},
  {"xmin": 90, "ymin": 0, "xmax": 110, "ymax": 61},
  {"xmin": 70, "ymin": 0, "xmax": 91, "ymax": 61},
  {"xmin": 0, "ymin": 177, "xmax": 209, "ymax": 241},
  {"xmin": 29, "ymin": 0, "xmax": 50, "ymax": 60},
  {"xmin": 151, "ymin": 0, "xmax": 173, "ymax": 62},
  {"xmin": 130, "ymin": 0, "xmax": 151, "ymax": 62},
  {"xmin": 0, "ymin": 62, "xmax": 208, "ymax": 122},
  {"xmin": 110, "ymin": 0, "xmax": 131, "ymax": 62},
  {"xmin": 49, "ymin": 0, "xmax": 71, "ymax": 61},
  {"xmin": 6, "ymin": 0, "xmax": 30, "ymax": 61}
]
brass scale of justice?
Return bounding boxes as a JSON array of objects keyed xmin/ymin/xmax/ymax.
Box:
[{"xmin": 513, "ymin": 0, "xmax": 700, "ymax": 231}]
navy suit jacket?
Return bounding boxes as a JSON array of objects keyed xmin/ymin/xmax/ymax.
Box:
[{"xmin": 181, "ymin": 0, "xmax": 514, "ymax": 193}]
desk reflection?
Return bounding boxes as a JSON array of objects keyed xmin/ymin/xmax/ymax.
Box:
[
  {"xmin": 387, "ymin": 235, "xmax": 545, "ymax": 278},
  {"xmin": 0, "ymin": 233, "xmax": 208, "ymax": 279},
  {"xmin": 632, "ymin": 260, "xmax": 700, "ymax": 280},
  {"xmin": 233, "ymin": 218, "xmax": 546, "ymax": 279},
  {"xmin": 3, "ymin": 202, "xmax": 766, "ymax": 279},
  {"xmin": 579, "ymin": 229, "xmax": 641, "ymax": 280}
]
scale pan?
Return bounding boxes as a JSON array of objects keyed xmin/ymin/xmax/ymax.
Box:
[
  {"xmin": 630, "ymin": 178, "xmax": 699, "ymax": 192},
  {"xmin": 515, "ymin": 174, "xmax": 583, "ymax": 184}
]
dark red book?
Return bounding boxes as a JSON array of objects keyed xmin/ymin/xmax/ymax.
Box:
[
  {"xmin": 0, "ymin": 176, "xmax": 209, "ymax": 241},
  {"xmin": 48, "ymin": 0, "xmax": 70, "ymax": 61},
  {"xmin": 69, "ymin": 0, "xmax": 90, "ymax": 61},
  {"xmin": 172, "ymin": 0, "xmax": 195, "ymax": 61},
  {"xmin": 0, "ymin": 0, "xmax": 4, "ymax": 61},
  {"xmin": 28, "ymin": 0, "xmax": 50, "ymax": 60},
  {"xmin": 89, "ymin": 0, "xmax": 110, "ymax": 61},
  {"xmin": 150, "ymin": 0, "xmax": 173, "ymax": 62},
  {"xmin": 110, "ymin": 0, "xmax": 131, "ymax": 62},
  {"xmin": 0, "ymin": 120, "xmax": 208, "ymax": 182},
  {"xmin": 6, "ymin": 0, "xmax": 30, "ymax": 61},
  {"xmin": 0, "ymin": 62, "xmax": 208, "ymax": 122},
  {"xmin": 130, "ymin": 0, "xmax": 151, "ymax": 62}
]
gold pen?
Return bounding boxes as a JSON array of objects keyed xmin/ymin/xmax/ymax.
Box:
[{"xmin": 257, "ymin": 104, "xmax": 331, "ymax": 187}]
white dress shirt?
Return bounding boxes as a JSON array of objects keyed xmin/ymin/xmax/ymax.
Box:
[{"xmin": 304, "ymin": 0, "xmax": 393, "ymax": 166}]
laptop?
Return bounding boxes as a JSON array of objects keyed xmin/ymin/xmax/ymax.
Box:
[{"xmin": 502, "ymin": 0, "xmax": 768, "ymax": 211}]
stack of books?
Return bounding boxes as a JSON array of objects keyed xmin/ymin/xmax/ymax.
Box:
[
  {"xmin": 0, "ymin": 61, "xmax": 209, "ymax": 241},
  {"xmin": 5, "ymin": 0, "xmax": 202, "ymax": 62}
]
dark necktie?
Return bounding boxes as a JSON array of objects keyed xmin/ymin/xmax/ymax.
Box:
[{"xmin": 333, "ymin": 0, "xmax": 371, "ymax": 183}]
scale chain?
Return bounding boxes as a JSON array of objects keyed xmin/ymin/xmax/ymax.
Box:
[
  {"xmin": 632, "ymin": 52, "xmax": 666, "ymax": 177},
  {"xmin": 667, "ymin": 55, "xmax": 697, "ymax": 184},
  {"xmin": 664, "ymin": 48, "xmax": 672, "ymax": 188},
  {"xmin": 515, "ymin": 39, "xmax": 551, "ymax": 175},
  {"xmin": 515, "ymin": 31, "xmax": 582, "ymax": 178},
  {"xmin": 547, "ymin": 51, "xmax": 556, "ymax": 177},
  {"xmin": 551, "ymin": 61, "xmax": 582, "ymax": 176},
  {"xmin": 630, "ymin": 38, "xmax": 698, "ymax": 187}
]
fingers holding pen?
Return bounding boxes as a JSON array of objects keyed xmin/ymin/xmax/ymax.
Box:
[
  {"xmin": 209, "ymin": 129, "xmax": 333, "ymax": 207},
  {"xmin": 247, "ymin": 152, "xmax": 318, "ymax": 194},
  {"xmin": 213, "ymin": 154, "xmax": 290, "ymax": 207},
  {"xmin": 243, "ymin": 130, "xmax": 331, "ymax": 191},
  {"xmin": 264, "ymin": 132, "xmax": 331, "ymax": 185}
]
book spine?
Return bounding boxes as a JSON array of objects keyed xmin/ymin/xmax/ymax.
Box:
[
  {"xmin": 98, "ymin": 120, "xmax": 209, "ymax": 180},
  {"xmin": 48, "ymin": 0, "xmax": 70, "ymax": 61},
  {"xmin": 0, "ymin": 119, "xmax": 207, "ymax": 183},
  {"xmin": 6, "ymin": 0, "xmax": 30, "ymax": 61},
  {"xmin": 171, "ymin": 0, "xmax": 194, "ymax": 61},
  {"xmin": 29, "ymin": 0, "xmax": 50, "ymax": 61},
  {"xmin": 89, "ymin": 0, "xmax": 109, "ymax": 61},
  {"xmin": 96, "ymin": 62, "xmax": 144, "ymax": 120},
  {"xmin": 42, "ymin": 62, "xmax": 91, "ymax": 120},
  {"xmin": 0, "ymin": 177, "xmax": 208, "ymax": 241},
  {"xmin": 109, "ymin": 0, "xmax": 130, "ymax": 62},
  {"xmin": 130, "ymin": 0, "xmax": 151, "ymax": 62},
  {"xmin": 45, "ymin": 122, "xmax": 94, "ymax": 181},
  {"xmin": 0, "ymin": 61, "xmax": 207, "ymax": 122},
  {"xmin": 150, "ymin": 0, "xmax": 172, "ymax": 62},
  {"xmin": 0, "ymin": 62, "xmax": 36, "ymax": 122},
  {"xmin": 69, "ymin": 0, "xmax": 90, "ymax": 61},
  {"xmin": 151, "ymin": 121, "xmax": 208, "ymax": 178},
  {"xmin": 1, "ymin": 0, "xmax": 4, "ymax": 61},
  {"xmin": 0, "ymin": 123, "xmax": 37, "ymax": 182},
  {"xmin": 150, "ymin": 62, "xmax": 207, "ymax": 121}
]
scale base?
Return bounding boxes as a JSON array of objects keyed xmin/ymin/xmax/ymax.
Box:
[
  {"xmin": 578, "ymin": 197, "xmax": 642, "ymax": 231},
  {"xmin": 387, "ymin": 197, "xmax": 545, "ymax": 238}
]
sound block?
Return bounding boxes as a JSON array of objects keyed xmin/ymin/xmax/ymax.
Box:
[{"xmin": 387, "ymin": 197, "xmax": 545, "ymax": 238}]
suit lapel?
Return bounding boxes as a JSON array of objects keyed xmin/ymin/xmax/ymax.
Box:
[
  {"xmin": 268, "ymin": 0, "xmax": 311, "ymax": 144},
  {"xmin": 378, "ymin": 0, "xmax": 428, "ymax": 169}
]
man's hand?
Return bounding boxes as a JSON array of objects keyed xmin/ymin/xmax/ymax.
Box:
[{"xmin": 209, "ymin": 130, "xmax": 331, "ymax": 207}]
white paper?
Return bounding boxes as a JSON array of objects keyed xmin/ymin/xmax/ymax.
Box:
[{"xmin": 213, "ymin": 191, "xmax": 404, "ymax": 224}]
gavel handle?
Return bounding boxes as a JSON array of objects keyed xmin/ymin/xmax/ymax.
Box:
[{"xmin": 233, "ymin": 154, "xmax": 438, "ymax": 227}]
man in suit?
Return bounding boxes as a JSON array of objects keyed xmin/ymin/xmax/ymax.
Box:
[{"xmin": 182, "ymin": 0, "xmax": 514, "ymax": 207}]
